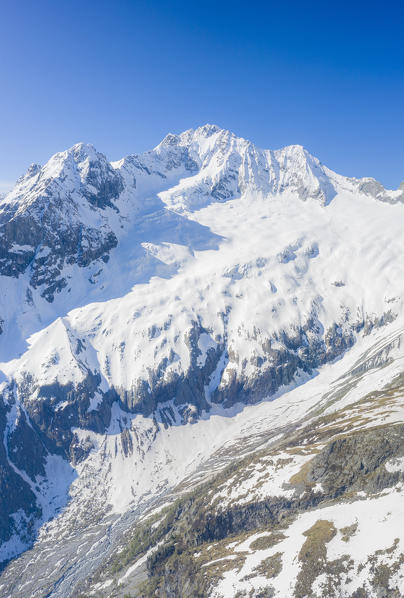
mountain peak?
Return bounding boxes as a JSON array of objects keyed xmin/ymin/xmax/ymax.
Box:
[
  {"xmin": 148, "ymin": 125, "xmax": 337, "ymax": 210},
  {"xmin": 191, "ymin": 123, "xmax": 226, "ymax": 138},
  {"xmin": 157, "ymin": 124, "xmax": 228, "ymax": 150},
  {"xmin": 49, "ymin": 142, "xmax": 108, "ymax": 172}
]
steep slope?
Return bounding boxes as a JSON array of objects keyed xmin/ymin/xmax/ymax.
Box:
[
  {"xmin": 0, "ymin": 125, "xmax": 403, "ymax": 597},
  {"xmin": 0, "ymin": 144, "xmax": 122, "ymax": 298},
  {"xmin": 70, "ymin": 326, "xmax": 404, "ymax": 598}
]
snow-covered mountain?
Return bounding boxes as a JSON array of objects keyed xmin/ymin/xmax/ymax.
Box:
[{"xmin": 0, "ymin": 125, "xmax": 403, "ymax": 597}]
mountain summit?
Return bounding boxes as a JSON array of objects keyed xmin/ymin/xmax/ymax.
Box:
[{"xmin": 1, "ymin": 126, "xmax": 402, "ymax": 305}]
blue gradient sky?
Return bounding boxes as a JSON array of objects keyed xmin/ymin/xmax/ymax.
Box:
[{"xmin": 0, "ymin": 0, "xmax": 403, "ymax": 191}]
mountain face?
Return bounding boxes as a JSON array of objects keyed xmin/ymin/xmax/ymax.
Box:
[{"xmin": 0, "ymin": 125, "xmax": 403, "ymax": 598}]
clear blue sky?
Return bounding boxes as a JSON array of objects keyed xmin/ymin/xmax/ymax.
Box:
[{"xmin": 1, "ymin": 0, "xmax": 403, "ymax": 191}]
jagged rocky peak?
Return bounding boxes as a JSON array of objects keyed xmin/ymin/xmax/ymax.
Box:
[
  {"xmin": 141, "ymin": 124, "xmax": 339, "ymax": 210},
  {"xmin": 3, "ymin": 142, "xmax": 123, "ymax": 214},
  {"xmin": 269, "ymin": 143, "xmax": 336, "ymax": 204},
  {"xmin": 356, "ymin": 175, "xmax": 404, "ymax": 203},
  {"xmin": 15, "ymin": 162, "xmax": 42, "ymax": 185},
  {"xmin": 158, "ymin": 123, "xmax": 226, "ymax": 148},
  {"xmin": 63, "ymin": 142, "xmax": 124, "ymax": 209},
  {"xmin": 156, "ymin": 123, "xmax": 250, "ymax": 167},
  {"xmin": 0, "ymin": 142, "xmax": 121, "ymax": 300},
  {"xmin": 151, "ymin": 125, "xmax": 404, "ymax": 207}
]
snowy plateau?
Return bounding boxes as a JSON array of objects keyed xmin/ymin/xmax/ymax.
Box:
[{"xmin": 0, "ymin": 124, "xmax": 403, "ymax": 597}]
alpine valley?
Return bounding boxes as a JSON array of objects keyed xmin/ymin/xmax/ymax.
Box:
[{"xmin": 0, "ymin": 124, "xmax": 403, "ymax": 598}]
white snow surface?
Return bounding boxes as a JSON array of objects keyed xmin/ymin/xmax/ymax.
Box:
[{"xmin": 212, "ymin": 486, "xmax": 404, "ymax": 598}]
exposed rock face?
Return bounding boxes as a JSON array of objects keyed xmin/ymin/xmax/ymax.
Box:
[
  {"xmin": 0, "ymin": 398, "xmax": 41, "ymax": 550},
  {"xmin": 307, "ymin": 426, "xmax": 404, "ymax": 497},
  {"xmin": 0, "ymin": 144, "xmax": 121, "ymax": 301},
  {"xmin": 357, "ymin": 177, "xmax": 404, "ymax": 204},
  {"xmin": 140, "ymin": 426, "xmax": 404, "ymax": 555},
  {"xmin": 19, "ymin": 371, "xmax": 111, "ymax": 455}
]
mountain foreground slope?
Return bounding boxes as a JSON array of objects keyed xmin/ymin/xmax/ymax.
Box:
[{"xmin": 0, "ymin": 125, "xmax": 403, "ymax": 597}]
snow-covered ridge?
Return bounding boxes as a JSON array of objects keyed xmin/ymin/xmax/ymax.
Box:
[
  {"xmin": 0, "ymin": 124, "xmax": 402, "ymax": 307},
  {"xmin": 0, "ymin": 124, "xmax": 403, "ymax": 405},
  {"xmin": 3, "ymin": 124, "xmax": 403, "ymax": 218},
  {"xmin": 115, "ymin": 124, "xmax": 404, "ymax": 212}
]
